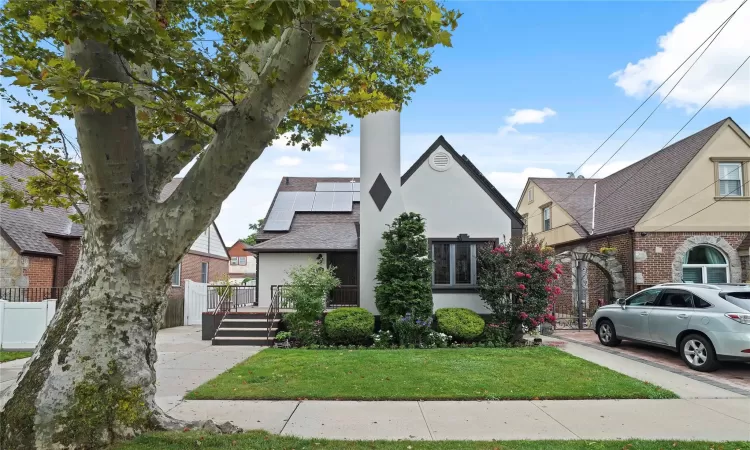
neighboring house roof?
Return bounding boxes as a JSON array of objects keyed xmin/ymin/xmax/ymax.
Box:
[
  {"xmin": 0, "ymin": 163, "xmax": 84, "ymax": 255},
  {"xmin": 528, "ymin": 118, "xmax": 732, "ymax": 239},
  {"xmin": 528, "ymin": 178, "xmax": 599, "ymax": 237},
  {"xmin": 593, "ymin": 118, "xmax": 728, "ymax": 235},
  {"xmin": 402, "ymin": 136, "xmax": 525, "ymax": 230},
  {"xmin": 1, "ymin": 169, "xmax": 229, "ymax": 258}
]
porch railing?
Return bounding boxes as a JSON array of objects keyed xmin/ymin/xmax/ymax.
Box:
[
  {"xmin": 269, "ymin": 284, "xmax": 359, "ymax": 309},
  {"xmin": 207, "ymin": 285, "xmax": 256, "ymax": 311},
  {"xmin": 0, "ymin": 287, "xmax": 65, "ymax": 302}
]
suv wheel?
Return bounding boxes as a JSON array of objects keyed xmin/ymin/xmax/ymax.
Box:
[
  {"xmin": 680, "ymin": 334, "xmax": 719, "ymax": 372},
  {"xmin": 597, "ymin": 319, "xmax": 621, "ymax": 347}
]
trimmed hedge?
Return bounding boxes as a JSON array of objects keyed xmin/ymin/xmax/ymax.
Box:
[
  {"xmin": 324, "ymin": 307, "xmax": 375, "ymax": 345},
  {"xmin": 436, "ymin": 308, "xmax": 485, "ymax": 342}
]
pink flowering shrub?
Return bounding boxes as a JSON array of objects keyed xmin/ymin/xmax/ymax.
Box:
[{"xmin": 477, "ymin": 234, "xmax": 561, "ymax": 344}]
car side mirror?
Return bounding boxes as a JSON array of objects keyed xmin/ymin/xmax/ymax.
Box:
[{"xmin": 617, "ymin": 298, "xmax": 626, "ymax": 309}]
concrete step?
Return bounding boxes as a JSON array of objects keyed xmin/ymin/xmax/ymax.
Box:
[
  {"xmin": 215, "ymin": 328, "xmax": 277, "ymax": 338},
  {"xmin": 212, "ymin": 336, "xmax": 274, "ymax": 346},
  {"xmin": 221, "ymin": 318, "xmax": 279, "ymax": 328}
]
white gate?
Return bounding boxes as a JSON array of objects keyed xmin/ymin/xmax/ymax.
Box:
[
  {"xmin": 0, "ymin": 299, "xmax": 56, "ymax": 350},
  {"xmin": 184, "ymin": 280, "xmax": 208, "ymax": 325}
]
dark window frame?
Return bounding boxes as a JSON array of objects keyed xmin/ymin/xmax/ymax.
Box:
[{"xmin": 428, "ymin": 237, "xmax": 498, "ymax": 293}]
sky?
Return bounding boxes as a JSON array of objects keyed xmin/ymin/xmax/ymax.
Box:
[{"xmin": 2, "ymin": 0, "xmax": 750, "ymax": 244}]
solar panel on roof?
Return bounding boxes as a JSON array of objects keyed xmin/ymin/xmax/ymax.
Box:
[
  {"xmin": 334, "ymin": 182, "xmax": 353, "ymax": 192},
  {"xmin": 352, "ymin": 192, "xmax": 360, "ymax": 202},
  {"xmin": 263, "ymin": 220, "xmax": 291, "ymax": 231},
  {"xmin": 293, "ymin": 192, "xmax": 315, "ymax": 211},
  {"xmin": 315, "ymin": 182, "xmax": 336, "ymax": 192},
  {"xmin": 352, "ymin": 183, "xmax": 360, "ymax": 192},
  {"xmin": 263, "ymin": 192, "xmax": 297, "ymax": 231},
  {"xmin": 332, "ymin": 192, "xmax": 353, "ymax": 211},
  {"xmin": 312, "ymin": 192, "xmax": 335, "ymax": 211}
]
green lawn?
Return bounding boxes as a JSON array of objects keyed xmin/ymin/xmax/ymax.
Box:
[
  {"xmin": 113, "ymin": 431, "xmax": 750, "ymax": 450},
  {"xmin": 186, "ymin": 347, "xmax": 675, "ymax": 400},
  {"xmin": 0, "ymin": 350, "xmax": 32, "ymax": 362}
]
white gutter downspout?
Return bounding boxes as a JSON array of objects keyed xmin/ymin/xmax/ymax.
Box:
[{"xmin": 591, "ymin": 183, "xmax": 597, "ymax": 233}]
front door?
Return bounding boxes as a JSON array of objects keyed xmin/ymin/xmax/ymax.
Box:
[
  {"xmin": 618, "ymin": 288, "xmax": 662, "ymax": 340},
  {"xmin": 327, "ymin": 252, "xmax": 358, "ymax": 306},
  {"xmin": 648, "ymin": 289, "xmax": 693, "ymax": 346}
]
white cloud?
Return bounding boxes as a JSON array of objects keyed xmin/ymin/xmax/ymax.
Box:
[
  {"xmin": 330, "ymin": 163, "xmax": 349, "ymax": 172},
  {"xmin": 487, "ymin": 167, "xmax": 558, "ymax": 205},
  {"xmin": 500, "ymin": 107, "xmax": 557, "ymax": 135},
  {"xmin": 611, "ymin": 0, "xmax": 750, "ymax": 110},
  {"xmin": 274, "ymin": 156, "xmax": 302, "ymax": 167}
]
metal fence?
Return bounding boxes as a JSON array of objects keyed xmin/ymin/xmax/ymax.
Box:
[
  {"xmin": 554, "ymin": 284, "xmax": 614, "ymax": 330},
  {"xmin": 0, "ymin": 287, "xmax": 65, "ymax": 302},
  {"xmin": 270, "ymin": 284, "xmax": 359, "ymax": 309},
  {"xmin": 206, "ymin": 285, "xmax": 256, "ymax": 310}
]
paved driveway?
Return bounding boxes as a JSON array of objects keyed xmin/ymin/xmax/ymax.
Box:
[{"xmin": 554, "ymin": 329, "xmax": 750, "ymax": 394}]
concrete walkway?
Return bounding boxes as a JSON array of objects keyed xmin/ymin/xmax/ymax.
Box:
[{"xmin": 169, "ymin": 398, "xmax": 750, "ymax": 441}]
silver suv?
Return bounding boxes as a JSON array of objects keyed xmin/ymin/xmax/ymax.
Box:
[{"xmin": 591, "ymin": 283, "xmax": 750, "ymax": 372}]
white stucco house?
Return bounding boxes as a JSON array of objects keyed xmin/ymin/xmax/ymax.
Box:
[{"xmin": 250, "ymin": 111, "xmax": 523, "ymax": 314}]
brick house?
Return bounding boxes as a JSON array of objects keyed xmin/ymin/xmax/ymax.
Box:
[
  {"xmin": 0, "ymin": 163, "xmax": 229, "ymax": 301},
  {"xmin": 517, "ymin": 118, "xmax": 750, "ymax": 321},
  {"xmin": 226, "ymin": 240, "xmax": 256, "ymax": 285}
]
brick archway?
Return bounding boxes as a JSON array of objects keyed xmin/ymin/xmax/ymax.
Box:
[
  {"xmin": 672, "ymin": 236, "xmax": 742, "ymax": 283},
  {"xmin": 556, "ymin": 251, "xmax": 627, "ymax": 300}
]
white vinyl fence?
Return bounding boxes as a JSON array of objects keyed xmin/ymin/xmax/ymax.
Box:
[
  {"xmin": 0, "ymin": 299, "xmax": 56, "ymax": 350},
  {"xmin": 184, "ymin": 280, "xmax": 208, "ymax": 326}
]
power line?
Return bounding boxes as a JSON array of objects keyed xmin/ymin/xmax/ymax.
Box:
[
  {"xmin": 638, "ymin": 163, "xmax": 743, "ymax": 225},
  {"xmin": 652, "ymin": 179, "xmax": 750, "ymax": 233},
  {"xmin": 524, "ymin": 0, "xmax": 745, "ymax": 225},
  {"xmin": 541, "ymin": 53, "xmax": 750, "ymax": 236},
  {"xmin": 583, "ymin": 53, "xmax": 750, "ymax": 228},
  {"xmin": 568, "ymin": 0, "xmax": 747, "ymax": 179}
]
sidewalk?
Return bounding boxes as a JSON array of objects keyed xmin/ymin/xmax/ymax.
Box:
[{"xmin": 169, "ymin": 398, "xmax": 750, "ymax": 441}]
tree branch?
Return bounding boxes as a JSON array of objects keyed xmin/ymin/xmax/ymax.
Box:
[
  {"xmin": 117, "ymin": 56, "xmax": 218, "ymax": 131},
  {"xmin": 155, "ymin": 25, "xmax": 326, "ymax": 260},
  {"xmin": 68, "ymin": 39, "xmax": 148, "ymax": 223},
  {"xmin": 144, "ymin": 131, "xmax": 204, "ymax": 197}
]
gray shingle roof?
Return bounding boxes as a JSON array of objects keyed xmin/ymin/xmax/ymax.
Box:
[
  {"xmin": 251, "ymin": 222, "xmax": 358, "ymax": 252},
  {"xmin": 530, "ymin": 118, "xmax": 731, "ymax": 239},
  {"xmin": 0, "ymin": 168, "xmax": 195, "ymax": 256},
  {"xmin": 529, "ymin": 178, "xmax": 599, "ymax": 236},
  {"xmin": 593, "ymin": 119, "xmax": 727, "ymax": 235},
  {"xmin": 0, "ymin": 163, "xmax": 84, "ymax": 255}
]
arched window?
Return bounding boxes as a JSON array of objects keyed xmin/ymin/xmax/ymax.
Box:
[{"xmin": 682, "ymin": 245, "xmax": 728, "ymax": 284}]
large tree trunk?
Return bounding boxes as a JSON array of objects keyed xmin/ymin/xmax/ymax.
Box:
[
  {"xmin": 2, "ymin": 217, "xmax": 172, "ymax": 449},
  {"xmin": 0, "ymin": 21, "xmax": 323, "ymax": 450}
]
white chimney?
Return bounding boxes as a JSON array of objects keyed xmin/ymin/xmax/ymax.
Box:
[{"xmin": 359, "ymin": 110, "xmax": 405, "ymax": 313}]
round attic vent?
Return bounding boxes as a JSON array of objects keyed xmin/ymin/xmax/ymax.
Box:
[{"xmin": 429, "ymin": 150, "xmax": 453, "ymax": 172}]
